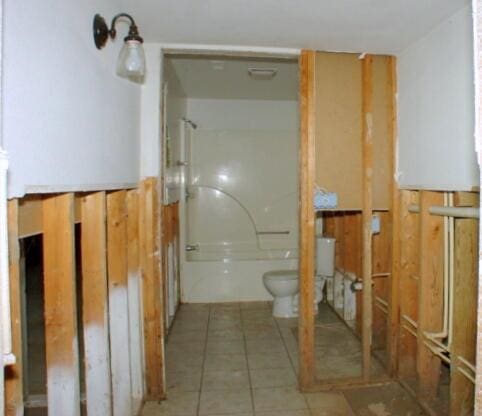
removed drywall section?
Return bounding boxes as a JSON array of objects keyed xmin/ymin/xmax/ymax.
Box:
[
  {"xmin": 3, "ymin": 0, "xmax": 141, "ymax": 198},
  {"xmin": 397, "ymin": 5, "xmax": 479, "ymax": 191}
]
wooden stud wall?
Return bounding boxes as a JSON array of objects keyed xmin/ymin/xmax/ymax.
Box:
[
  {"xmin": 139, "ymin": 178, "xmax": 166, "ymax": 400},
  {"xmin": 398, "ymin": 191, "xmax": 420, "ymax": 379},
  {"xmin": 450, "ymin": 210, "xmax": 478, "ymax": 415},
  {"xmin": 298, "ymin": 49, "xmax": 316, "ymax": 390},
  {"xmin": 81, "ymin": 192, "xmax": 112, "ymax": 416},
  {"xmin": 4, "ymin": 178, "xmax": 169, "ymax": 415},
  {"xmin": 394, "ymin": 190, "xmax": 479, "ymax": 415},
  {"xmin": 5, "ymin": 200, "xmax": 23, "ymax": 416},
  {"xmin": 42, "ymin": 193, "xmax": 81, "ymax": 416},
  {"xmin": 417, "ymin": 191, "xmax": 444, "ymax": 400}
]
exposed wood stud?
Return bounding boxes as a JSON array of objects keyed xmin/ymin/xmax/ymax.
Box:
[
  {"xmin": 298, "ymin": 49, "xmax": 316, "ymax": 390},
  {"xmin": 107, "ymin": 190, "xmax": 133, "ymax": 415},
  {"xmin": 417, "ymin": 191, "xmax": 444, "ymax": 399},
  {"xmin": 127, "ymin": 189, "xmax": 145, "ymax": 412},
  {"xmin": 42, "ymin": 193, "xmax": 81, "ymax": 416},
  {"xmin": 361, "ymin": 54, "xmax": 374, "ymax": 381},
  {"xmin": 386, "ymin": 55, "xmax": 400, "ymax": 377},
  {"xmin": 5, "ymin": 200, "xmax": 24, "ymax": 416},
  {"xmin": 398, "ymin": 191, "xmax": 420, "ymax": 379},
  {"xmin": 81, "ymin": 192, "xmax": 112, "ymax": 416},
  {"xmin": 450, "ymin": 215, "xmax": 478, "ymax": 415},
  {"xmin": 139, "ymin": 178, "xmax": 166, "ymax": 399}
]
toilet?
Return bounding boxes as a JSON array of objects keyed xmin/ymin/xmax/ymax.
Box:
[{"xmin": 262, "ymin": 237, "xmax": 336, "ymax": 318}]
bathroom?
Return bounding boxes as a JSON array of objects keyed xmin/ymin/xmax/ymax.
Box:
[{"xmin": 160, "ymin": 51, "xmax": 394, "ymax": 405}]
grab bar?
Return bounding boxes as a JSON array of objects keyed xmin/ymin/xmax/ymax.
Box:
[{"xmin": 256, "ymin": 231, "xmax": 290, "ymax": 235}]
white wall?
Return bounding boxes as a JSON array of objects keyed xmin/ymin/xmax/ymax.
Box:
[
  {"xmin": 140, "ymin": 44, "xmax": 162, "ymax": 178},
  {"xmin": 3, "ymin": 0, "xmax": 142, "ymax": 198},
  {"xmin": 397, "ymin": 5, "xmax": 479, "ymax": 191}
]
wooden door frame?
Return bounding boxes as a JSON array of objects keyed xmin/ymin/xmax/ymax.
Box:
[{"xmin": 298, "ymin": 50, "xmax": 397, "ymax": 391}]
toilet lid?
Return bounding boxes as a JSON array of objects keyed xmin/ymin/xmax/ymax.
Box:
[{"xmin": 263, "ymin": 269, "xmax": 298, "ymax": 281}]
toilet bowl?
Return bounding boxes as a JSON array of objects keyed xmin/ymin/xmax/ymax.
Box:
[
  {"xmin": 263, "ymin": 270, "xmax": 299, "ymax": 318},
  {"xmin": 262, "ymin": 237, "xmax": 335, "ymax": 318},
  {"xmin": 262, "ymin": 271, "xmax": 326, "ymax": 318}
]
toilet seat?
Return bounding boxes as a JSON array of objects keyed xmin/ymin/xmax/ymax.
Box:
[
  {"xmin": 263, "ymin": 269, "xmax": 325, "ymax": 281},
  {"xmin": 263, "ymin": 270, "xmax": 298, "ymax": 282}
]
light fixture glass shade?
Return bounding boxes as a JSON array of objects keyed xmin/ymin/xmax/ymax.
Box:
[{"xmin": 116, "ymin": 40, "xmax": 146, "ymax": 82}]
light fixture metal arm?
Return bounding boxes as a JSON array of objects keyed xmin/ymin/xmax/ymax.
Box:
[{"xmin": 109, "ymin": 13, "xmax": 141, "ymax": 42}]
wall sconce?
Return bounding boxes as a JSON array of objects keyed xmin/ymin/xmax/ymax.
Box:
[{"xmin": 93, "ymin": 13, "xmax": 146, "ymax": 82}]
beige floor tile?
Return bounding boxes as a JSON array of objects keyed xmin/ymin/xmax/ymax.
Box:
[
  {"xmin": 206, "ymin": 339, "xmax": 246, "ymax": 354},
  {"xmin": 246, "ymin": 339, "xmax": 286, "ymax": 354},
  {"xmin": 204, "ymin": 353, "xmax": 248, "ymax": 371},
  {"xmin": 247, "ymin": 352, "xmax": 292, "ymax": 369},
  {"xmin": 209, "ymin": 320, "xmax": 243, "ymax": 331},
  {"xmin": 252, "ymin": 387, "xmax": 307, "ymax": 412},
  {"xmin": 199, "ymin": 389, "xmax": 252, "ymax": 415},
  {"xmin": 166, "ymin": 370, "xmax": 202, "ymax": 392},
  {"xmin": 166, "ymin": 341, "xmax": 206, "ymax": 355},
  {"xmin": 304, "ymin": 392, "xmax": 353, "ymax": 413},
  {"xmin": 241, "ymin": 310, "xmax": 273, "ymax": 320},
  {"xmin": 244, "ymin": 328, "xmax": 281, "ymax": 341},
  {"xmin": 169, "ymin": 330, "xmax": 207, "ymax": 343},
  {"xmin": 256, "ymin": 411, "xmax": 310, "ymax": 416},
  {"xmin": 250, "ymin": 368, "xmax": 297, "ymax": 388},
  {"xmin": 240, "ymin": 301, "xmax": 270, "ymax": 310},
  {"xmin": 202, "ymin": 370, "xmax": 250, "ymax": 390},
  {"xmin": 242, "ymin": 319, "xmax": 277, "ymax": 330},
  {"xmin": 142, "ymin": 391, "xmax": 199, "ymax": 415},
  {"xmin": 208, "ymin": 328, "xmax": 244, "ymax": 341},
  {"xmin": 166, "ymin": 352, "xmax": 204, "ymax": 372}
]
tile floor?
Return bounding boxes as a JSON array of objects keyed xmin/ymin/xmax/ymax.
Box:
[{"xmin": 142, "ymin": 302, "xmax": 426, "ymax": 416}]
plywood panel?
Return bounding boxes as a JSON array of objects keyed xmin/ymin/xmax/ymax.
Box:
[
  {"xmin": 314, "ymin": 52, "xmax": 362, "ymax": 210},
  {"xmin": 314, "ymin": 52, "xmax": 391, "ymax": 210},
  {"xmin": 372, "ymin": 56, "xmax": 391, "ymax": 210}
]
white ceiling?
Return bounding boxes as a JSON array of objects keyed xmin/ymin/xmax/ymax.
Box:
[
  {"xmin": 123, "ymin": 0, "xmax": 469, "ymax": 54},
  {"xmin": 168, "ymin": 56, "xmax": 298, "ymax": 100}
]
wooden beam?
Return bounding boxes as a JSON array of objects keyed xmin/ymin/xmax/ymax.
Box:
[
  {"xmin": 127, "ymin": 189, "xmax": 145, "ymax": 412},
  {"xmin": 450, "ymin": 215, "xmax": 478, "ymax": 415},
  {"xmin": 5, "ymin": 200, "xmax": 24, "ymax": 416},
  {"xmin": 80, "ymin": 192, "xmax": 112, "ymax": 416},
  {"xmin": 298, "ymin": 49, "xmax": 316, "ymax": 391},
  {"xmin": 361, "ymin": 54, "xmax": 374, "ymax": 381},
  {"xmin": 386, "ymin": 55, "xmax": 400, "ymax": 377},
  {"xmin": 42, "ymin": 193, "xmax": 80, "ymax": 415},
  {"xmin": 106, "ymin": 190, "xmax": 133, "ymax": 415},
  {"xmin": 372, "ymin": 211, "xmax": 390, "ymax": 350},
  {"xmin": 417, "ymin": 191, "xmax": 444, "ymax": 399},
  {"xmin": 139, "ymin": 178, "xmax": 165, "ymax": 399},
  {"xmin": 18, "ymin": 195, "xmax": 82, "ymax": 238},
  {"xmin": 398, "ymin": 191, "xmax": 419, "ymax": 379}
]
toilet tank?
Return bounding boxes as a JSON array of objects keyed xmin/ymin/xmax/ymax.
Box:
[{"xmin": 316, "ymin": 237, "xmax": 336, "ymax": 277}]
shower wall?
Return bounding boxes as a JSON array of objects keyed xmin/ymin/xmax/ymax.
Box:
[
  {"xmin": 186, "ymin": 98, "xmax": 298, "ymax": 258},
  {"xmin": 182, "ymin": 97, "xmax": 299, "ymax": 301}
]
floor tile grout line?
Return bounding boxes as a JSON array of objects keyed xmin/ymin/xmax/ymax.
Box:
[
  {"xmin": 273, "ymin": 316, "xmax": 299, "ymax": 379},
  {"xmin": 241, "ymin": 303, "xmax": 258, "ymax": 416},
  {"xmin": 196, "ymin": 304, "xmax": 212, "ymax": 416}
]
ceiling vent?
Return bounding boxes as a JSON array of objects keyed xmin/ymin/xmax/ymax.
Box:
[{"xmin": 248, "ymin": 68, "xmax": 278, "ymax": 80}]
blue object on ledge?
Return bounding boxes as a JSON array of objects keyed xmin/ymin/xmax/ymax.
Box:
[{"xmin": 314, "ymin": 190, "xmax": 338, "ymax": 210}]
